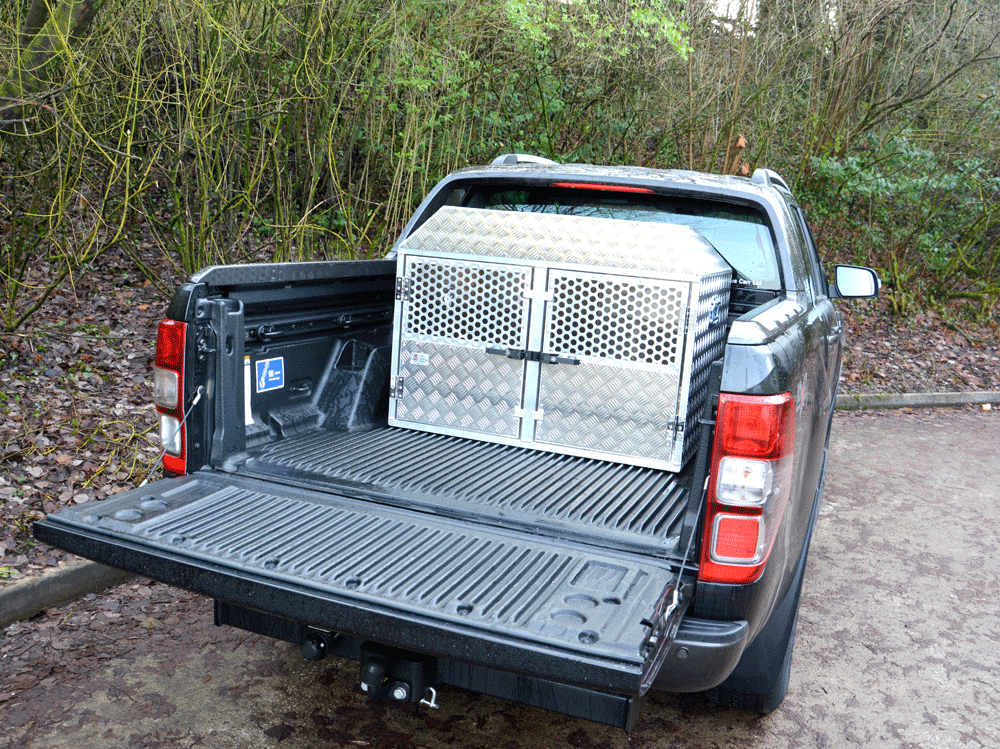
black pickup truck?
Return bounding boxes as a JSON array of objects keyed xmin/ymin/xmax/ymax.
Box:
[{"xmin": 36, "ymin": 157, "xmax": 879, "ymax": 730}]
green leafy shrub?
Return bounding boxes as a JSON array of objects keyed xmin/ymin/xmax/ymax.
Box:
[{"xmin": 801, "ymin": 133, "xmax": 1000, "ymax": 315}]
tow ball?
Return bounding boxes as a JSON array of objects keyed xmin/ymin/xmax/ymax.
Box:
[
  {"xmin": 301, "ymin": 632, "xmax": 330, "ymax": 662},
  {"xmin": 358, "ymin": 643, "xmax": 439, "ymax": 708}
]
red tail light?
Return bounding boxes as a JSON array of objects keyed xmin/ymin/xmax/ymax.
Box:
[
  {"xmin": 154, "ymin": 319, "xmax": 187, "ymax": 475},
  {"xmin": 699, "ymin": 393, "xmax": 795, "ymax": 584},
  {"xmin": 155, "ymin": 319, "xmax": 186, "ymax": 371}
]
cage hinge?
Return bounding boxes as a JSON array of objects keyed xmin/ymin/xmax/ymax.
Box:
[
  {"xmin": 395, "ymin": 277, "xmax": 412, "ymax": 301},
  {"xmin": 390, "ymin": 377, "xmax": 404, "ymax": 399},
  {"xmin": 671, "ymin": 416, "xmax": 685, "ymax": 435},
  {"xmin": 523, "ymin": 284, "xmax": 553, "ymax": 301},
  {"xmin": 514, "ymin": 406, "xmax": 544, "ymax": 422},
  {"xmin": 684, "ymin": 307, "xmax": 692, "ymax": 336},
  {"xmin": 708, "ymin": 298, "xmax": 724, "ymax": 326}
]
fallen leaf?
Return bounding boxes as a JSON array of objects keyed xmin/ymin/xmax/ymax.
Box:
[{"xmin": 263, "ymin": 724, "xmax": 294, "ymax": 742}]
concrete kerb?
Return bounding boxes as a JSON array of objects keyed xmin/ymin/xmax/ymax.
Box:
[
  {"xmin": 3, "ymin": 389, "xmax": 998, "ymax": 629},
  {"xmin": 1, "ymin": 560, "xmax": 134, "ymax": 630},
  {"xmin": 835, "ymin": 390, "xmax": 1000, "ymax": 410}
]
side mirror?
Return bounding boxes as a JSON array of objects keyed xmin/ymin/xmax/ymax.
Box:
[{"xmin": 832, "ymin": 265, "xmax": 880, "ymax": 298}]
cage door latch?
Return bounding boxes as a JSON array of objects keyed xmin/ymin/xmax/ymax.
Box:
[
  {"xmin": 486, "ymin": 347, "xmax": 580, "ymax": 366},
  {"xmin": 485, "ymin": 346, "xmax": 527, "ymax": 361}
]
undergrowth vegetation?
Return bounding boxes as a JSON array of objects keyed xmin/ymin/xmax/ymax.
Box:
[{"xmin": 1, "ymin": 0, "xmax": 999, "ymax": 331}]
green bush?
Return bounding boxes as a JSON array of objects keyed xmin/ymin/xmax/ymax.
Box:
[
  {"xmin": 800, "ymin": 133, "xmax": 1000, "ymax": 315},
  {"xmin": 2, "ymin": 0, "xmax": 690, "ymax": 316}
]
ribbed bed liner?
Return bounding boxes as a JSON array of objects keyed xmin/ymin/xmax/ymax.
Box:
[
  {"xmin": 35, "ymin": 470, "xmax": 682, "ymax": 692},
  {"xmin": 243, "ymin": 426, "xmax": 690, "ymax": 555}
]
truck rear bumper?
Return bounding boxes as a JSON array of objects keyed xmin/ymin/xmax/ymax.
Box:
[
  {"xmin": 213, "ymin": 599, "xmax": 748, "ymax": 728},
  {"xmin": 651, "ymin": 618, "xmax": 749, "ymax": 692}
]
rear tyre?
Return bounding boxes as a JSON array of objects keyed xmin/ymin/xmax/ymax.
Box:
[{"xmin": 705, "ymin": 558, "xmax": 805, "ymax": 714}]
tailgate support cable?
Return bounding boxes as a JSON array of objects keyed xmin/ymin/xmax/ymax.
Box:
[
  {"xmin": 640, "ymin": 363, "xmax": 723, "ymax": 694},
  {"xmin": 677, "ymin": 360, "xmax": 724, "ymax": 556},
  {"xmin": 139, "ymin": 386, "xmax": 205, "ymax": 487},
  {"xmin": 641, "ymin": 361, "xmax": 724, "ymax": 693}
]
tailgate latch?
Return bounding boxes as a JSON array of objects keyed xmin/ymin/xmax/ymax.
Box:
[{"xmin": 639, "ymin": 584, "xmax": 690, "ymax": 694}]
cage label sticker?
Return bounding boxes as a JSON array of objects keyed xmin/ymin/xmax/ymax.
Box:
[
  {"xmin": 256, "ymin": 357, "xmax": 285, "ymax": 393},
  {"xmin": 408, "ymin": 352, "xmax": 430, "ymax": 367}
]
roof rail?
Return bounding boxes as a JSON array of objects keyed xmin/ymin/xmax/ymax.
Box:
[
  {"xmin": 751, "ymin": 168, "xmax": 791, "ymax": 193},
  {"xmin": 490, "ymin": 153, "xmax": 558, "ymax": 166}
]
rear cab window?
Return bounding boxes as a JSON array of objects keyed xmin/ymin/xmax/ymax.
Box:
[{"xmin": 462, "ymin": 185, "xmax": 782, "ymax": 292}]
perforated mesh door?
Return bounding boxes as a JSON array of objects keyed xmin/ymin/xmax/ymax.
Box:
[
  {"xmin": 393, "ymin": 256, "xmax": 530, "ymax": 439},
  {"xmin": 534, "ymin": 270, "xmax": 691, "ymax": 468},
  {"xmin": 404, "ymin": 258, "xmax": 527, "ymax": 346}
]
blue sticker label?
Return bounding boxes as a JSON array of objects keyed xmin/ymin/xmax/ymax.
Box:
[{"xmin": 256, "ymin": 357, "xmax": 284, "ymax": 393}]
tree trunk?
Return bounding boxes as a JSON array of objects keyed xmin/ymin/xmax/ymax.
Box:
[
  {"xmin": 1, "ymin": 0, "xmax": 110, "ymax": 128},
  {"xmin": 20, "ymin": 0, "xmax": 52, "ymax": 47}
]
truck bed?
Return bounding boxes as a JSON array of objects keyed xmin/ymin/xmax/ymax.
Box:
[{"xmin": 241, "ymin": 425, "xmax": 692, "ymax": 555}]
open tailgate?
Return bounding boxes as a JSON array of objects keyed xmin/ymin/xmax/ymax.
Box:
[{"xmin": 35, "ymin": 470, "xmax": 686, "ymax": 697}]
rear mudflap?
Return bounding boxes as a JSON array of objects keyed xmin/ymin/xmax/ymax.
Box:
[{"xmin": 34, "ymin": 470, "xmax": 688, "ymax": 697}]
